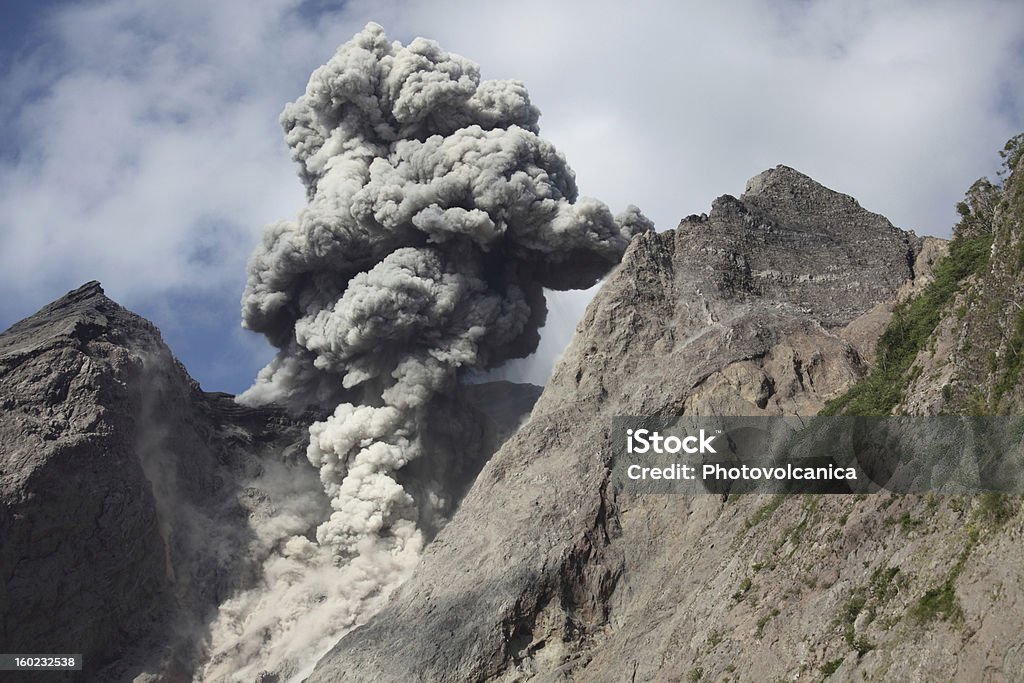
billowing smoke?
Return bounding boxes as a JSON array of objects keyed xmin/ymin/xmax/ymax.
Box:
[{"xmin": 203, "ymin": 22, "xmax": 649, "ymax": 680}]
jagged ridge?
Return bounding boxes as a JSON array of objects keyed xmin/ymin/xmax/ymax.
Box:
[{"xmin": 308, "ymin": 167, "xmax": 949, "ymax": 681}]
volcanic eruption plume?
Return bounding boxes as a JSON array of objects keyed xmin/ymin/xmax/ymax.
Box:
[{"xmin": 204, "ymin": 22, "xmax": 650, "ymax": 680}]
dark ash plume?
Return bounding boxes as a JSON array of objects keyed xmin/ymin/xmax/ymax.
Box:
[{"xmin": 207, "ymin": 22, "xmax": 650, "ymax": 680}]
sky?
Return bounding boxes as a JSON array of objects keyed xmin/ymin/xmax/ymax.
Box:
[{"xmin": 1, "ymin": 0, "xmax": 1022, "ymax": 393}]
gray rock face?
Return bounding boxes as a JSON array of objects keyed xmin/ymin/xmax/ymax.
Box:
[
  {"xmin": 1, "ymin": 282, "xmax": 168, "ymax": 677},
  {"xmin": 904, "ymin": 153, "xmax": 1024, "ymax": 415},
  {"xmin": 0, "ymin": 282, "xmax": 319, "ymax": 682},
  {"xmin": 689, "ymin": 165, "xmax": 918, "ymax": 326},
  {"xmin": 0, "ymin": 282, "xmax": 544, "ymax": 682},
  {"xmin": 10, "ymin": 162, "xmax": 1020, "ymax": 682},
  {"xmin": 308, "ymin": 168, "xmax": 936, "ymax": 681}
]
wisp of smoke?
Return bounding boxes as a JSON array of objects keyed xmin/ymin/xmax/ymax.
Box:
[{"xmin": 203, "ymin": 22, "xmax": 650, "ymax": 680}]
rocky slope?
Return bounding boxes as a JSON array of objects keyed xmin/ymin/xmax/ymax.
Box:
[
  {"xmin": 902, "ymin": 145, "xmax": 1024, "ymax": 416},
  {"xmin": 0, "ymin": 282, "xmax": 323, "ymax": 681},
  {"xmin": 306, "ymin": 166, "xmax": 1024, "ymax": 682},
  {"xmin": 0, "ymin": 282, "xmax": 543, "ymax": 682},
  {"xmin": 6, "ymin": 157, "xmax": 1023, "ymax": 682}
]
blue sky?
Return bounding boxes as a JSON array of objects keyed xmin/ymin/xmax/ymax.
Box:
[{"xmin": 1, "ymin": 0, "xmax": 1022, "ymax": 394}]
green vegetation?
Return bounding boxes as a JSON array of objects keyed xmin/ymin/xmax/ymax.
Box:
[
  {"xmin": 831, "ymin": 567, "xmax": 903, "ymax": 655},
  {"xmin": 976, "ymin": 492, "xmax": 1016, "ymax": 527},
  {"xmin": 821, "ymin": 234, "xmax": 993, "ymax": 416},
  {"xmin": 686, "ymin": 665, "xmax": 704, "ymax": 682},
  {"xmin": 821, "ymin": 658, "xmax": 844, "ymax": 677},
  {"xmin": 885, "ymin": 511, "xmax": 922, "ymax": 532},
  {"xmin": 731, "ymin": 576, "xmax": 754, "ymax": 603},
  {"xmin": 966, "ymin": 390, "xmax": 990, "ymax": 416},
  {"xmin": 987, "ymin": 154, "xmax": 1024, "ymax": 403},
  {"xmin": 821, "ymin": 133, "xmax": 1024, "ymax": 415},
  {"xmin": 911, "ymin": 495, "xmax": 1015, "ymax": 625},
  {"xmin": 910, "ymin": 540, "xmax": 966, "ymax": 625},
  {"xmin": 755, "ymin": 608, "xmax": 780, "ymax": 638},
  {"xmin": 954, "ymin": 177, "xmax": 1000, "ymax": 238},
  {"xmin": 994, "ymin": 308, "xmax": 1024, "ymax": 401},
  {"xmin": 1012, "ymin": 162, "xmax": 1024, "ymax": 273},
  {"xmin": 838, "ymin": 590, "xmax": 866, "ymax": 627},
  {"xmin": 743, "ymin": 494, "xmax": 785, "ymax": 531},
  {"xmin": 912, "ymin": 580, "xmax": 961, "ymax": 624},
  {"xmin": 850, "ymin": 634, "xmax": 874, "ymax": 657},
  {"xmin": 870, "ymin": 566, "xmax": 901, "ymax": 605},
  {"xmin": 998, "ymin": 133, "xmax": 1024, "ymax": 182},
  {"xmin": 774, "ymin": 496, "xmax": 820, "ymax": 556},
  {"xmin": 833, "ymin": 588, "xmax": 873, "ymax": 655},
  {"xmin": 755, "ymin": 613, "xmax": 769, "ymax": 638},
  {"xmin": 821, "ymin": 132, "xmax": 1024, "ymax": 415}
]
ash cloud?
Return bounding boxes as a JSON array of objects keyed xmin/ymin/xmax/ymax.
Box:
[{"xmin": 207, "ymin": 22, "xmax": 649, "ymax": 679}]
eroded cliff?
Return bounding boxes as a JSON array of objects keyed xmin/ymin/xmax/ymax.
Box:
[
  {"xmin": 0, "ymin": 282, "xmax": 321, "ymax": 681},
  {"xmin": 307, "ymin": 167, "xmax": 1024, "ymax": 682}
]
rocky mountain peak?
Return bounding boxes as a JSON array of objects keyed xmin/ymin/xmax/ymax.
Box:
[
  {"xmin": 0, "ymin": 277, "xmax": 542, "ymax": 682},
  {"xmin": 0, "ymin": 281, "xmax": 320, "ymax": 681},
  {"xmin": 301, "ymin": 153, "xmax": 1024, "ymax": 682},
  {"xmin": 741, "ymin": 164, "xmax": 860, "ymax": 213},
  {"xmin": 668, "ymin": 167, "xmax": 921, "ymax": 328},
  {"xmin": 8, "ymin": 158, "xmax": 1018, "ymax": 682},
  {"xmin": 743, "ymin": 163, "xmax": 827, "ymax": 196},
  {"xmin": 306, "ymin": 168, "xmax": 935, "ymax": 682},
  {"xmin": 47, "ymin": 278, "xmax": 104, "ymax": 303},
  {"xmin": 10, "ymin": 280, "xmax": 109, "ymax": 329},
  {"xmin": 0, "ymin": 280, "xmax": 160, "ymax": 356}
]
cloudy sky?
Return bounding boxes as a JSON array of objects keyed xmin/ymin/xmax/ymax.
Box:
[{"xmin": 1, "ymin": 0, "xmax": 1022, "ymax": 393}]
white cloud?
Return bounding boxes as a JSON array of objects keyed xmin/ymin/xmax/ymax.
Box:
[
  {"xmin": 1, "ymin": 0, "xmax": 1021, "ymax": 390},
  {"xmin": 384, "ymin": 0, "xmax": 1023, "ymax": 233}
]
